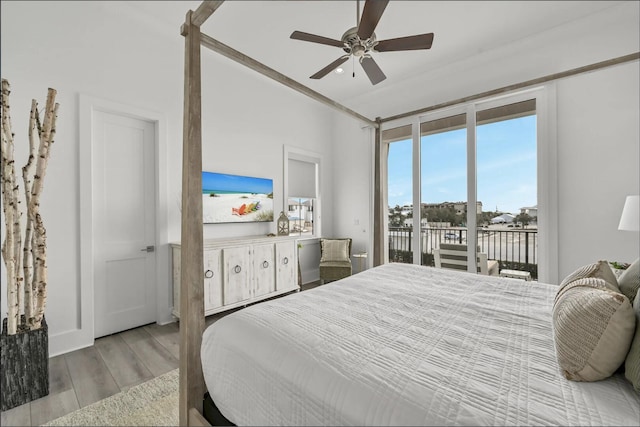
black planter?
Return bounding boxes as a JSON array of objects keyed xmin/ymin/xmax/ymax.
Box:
[{"xmin": 1, "ymin": 316, "xmax": 49, "ymax": 411}]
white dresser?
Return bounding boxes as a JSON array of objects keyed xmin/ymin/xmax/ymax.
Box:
[{"xmin": 171, "ymin": 236, "xmax": 299, "ymax": 318}]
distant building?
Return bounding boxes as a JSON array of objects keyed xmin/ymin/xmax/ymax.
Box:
[
  {"xmin": 519, "ymin": 205, "xmax": 538, "ymax": 218},
  {"xmin": 422, "ymin": 201, "xmax": 483, "ymax": 215},
  {"xmin": 491, "ymin": 213, "xmax": 515, "ymax": 224}
]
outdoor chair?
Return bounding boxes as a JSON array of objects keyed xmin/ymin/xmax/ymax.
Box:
[
  {"xmin": 434, "ymin": 243, "xmax": 499, "ymax": 276},
  {"xmin": 319, "ymin": 238, "xmax": 352, "ymax": 284}
]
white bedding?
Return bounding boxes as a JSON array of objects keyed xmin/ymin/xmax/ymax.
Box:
[{"xmin": 201, "ymin": 263, "xmax": 640, "ymax": 426}]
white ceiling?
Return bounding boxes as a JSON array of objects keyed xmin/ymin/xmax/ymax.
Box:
[{"xmin": 126, "ymin": 1, "xmax": 628, "ymax": 117}]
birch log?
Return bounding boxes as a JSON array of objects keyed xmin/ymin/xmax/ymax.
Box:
[
  {"xmin": 29, "ymin": 88, "xmax": 58, "ymax": 330},
  {"xmin": 1, "ymin": 79, "xmax": 20, "ymax": 334},
  {"xmin": 22, "ymin": 99, "xmax": 38, "ymax": 325},
  {"xmin": 1, "ymin": 80, "xmax": 58, "ymax": 334}
]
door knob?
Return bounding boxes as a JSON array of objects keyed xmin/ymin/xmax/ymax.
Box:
[{"xmin": 141, "ymin": 245, "xmax": 155, "ymax": 253}]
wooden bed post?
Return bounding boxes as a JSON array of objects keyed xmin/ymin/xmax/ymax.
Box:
[
  {"xmin": 180, "ymin": 10, "xmax": 205, "ymax": 427},
  {"xmin": 179, "ymin": 3, "xmax": 225, "ymax": 425}
]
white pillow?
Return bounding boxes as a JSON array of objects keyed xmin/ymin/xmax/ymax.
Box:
[
  {"xmin": 553, "ymin": 277, "xmax": 635, "ymax": 382},
  {"xmin": 556, "ymin": 260, "xmax": 619, "ymax": 299}
]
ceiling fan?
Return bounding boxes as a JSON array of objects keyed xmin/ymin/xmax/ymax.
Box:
[{"xmin": 290, "ymin": 0, "xmax": 434, "ymax": 85}]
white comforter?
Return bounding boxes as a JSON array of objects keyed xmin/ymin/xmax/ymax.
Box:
[{"xmin": 201, "ymin": 263, "xmax": 640, "ymax": 426}]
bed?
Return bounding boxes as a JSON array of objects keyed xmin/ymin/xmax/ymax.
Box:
[{"xmin": 201, "ymin": 263, "xmax": 640, "ymax": 426}]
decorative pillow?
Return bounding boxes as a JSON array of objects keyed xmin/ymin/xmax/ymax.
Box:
[
  {"xmin": 320, "ymin": 239, "xmax": 350, "ymax": 263},
  {"xmin": 557, "ymin": 260, "xmax": 619, "ymax": 299},
  {"xmin": 553, "ymin": 277, "xmax": 635, "ymax": 382},
  {"xmin": 617, "ymin": 258, "xmax": 640, "ymax": 303},
  {"xmin": 624, "ymin": 293, "xmax": 639, "ymax": 390}
]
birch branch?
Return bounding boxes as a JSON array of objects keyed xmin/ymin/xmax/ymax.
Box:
[
  {"xmin": 30, "ymin": 88, "xmax": 58, "ymax": 329},
  {"xmin": 1, "ymin": 78, "xmax": 20, "ymax": 334},
  {"xmin": 22, "ymin": 99, "xmax": 38, "ymax": 324}
]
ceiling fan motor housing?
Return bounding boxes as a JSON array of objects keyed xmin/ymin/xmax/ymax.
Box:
[{"xmin": 341, "ymin": 26, "xmax": 377, "ymax": 57}]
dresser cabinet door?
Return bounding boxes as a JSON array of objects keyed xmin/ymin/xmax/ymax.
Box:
[
  {"xmin": 223, "ymin": 246, "xmax": 251, "ymax": 305},
  {"xmin": 203, "ymin": 249, "xmax": 222, "ymax": 311},
  {"xmin": 252, "ymin": 243, "xmax": 275, "ymax": 298},
  {"xmin": 275, "ymin": 241, "xmax": 297, "ymax": 291}
]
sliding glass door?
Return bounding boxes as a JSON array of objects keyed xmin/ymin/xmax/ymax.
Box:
[
  {"xmin": 384, "ymin": 90, "xmax": 546, "ymax": 278},
  {"xmin": 420, "ymin": 113, "xmax": 467, "ymax": 267},
  {"xmin": 476, "ymin": 100, "xmax": 537, "ymax": 277},
  {"xmin": 385, "ymin": 124, "xmax": 413, "ymax": 263}
]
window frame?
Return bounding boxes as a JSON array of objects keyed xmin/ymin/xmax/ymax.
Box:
[{"xmin": 283, "ymin": 146, "xmax": 322, "ymax": 238}]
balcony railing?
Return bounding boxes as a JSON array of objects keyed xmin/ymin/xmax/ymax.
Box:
[{"xmin": 388, "ymin": 226, "xmax": 538, "ymax": 279}]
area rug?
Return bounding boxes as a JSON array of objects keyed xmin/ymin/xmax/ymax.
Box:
[{"xmin": 44, "ymin": 368, "xmax": 178, "ymax": 426}]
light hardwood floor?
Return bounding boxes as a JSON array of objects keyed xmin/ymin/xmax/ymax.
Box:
[{"xmin": 1, "ymin": 282, "xmax": 320, "ymax": 426}]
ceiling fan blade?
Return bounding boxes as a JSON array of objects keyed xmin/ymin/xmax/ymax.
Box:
[
  {"xmin": 357, "ymin": 0, "xmax": 389, "ymax": 40},
  {"xmin": 375, "ymin": 33, "xmax": 434, "ymax": 52},
  {"xmin": 310, "ymin": 56, "xmax": 350, "ymax": 80},
  {"xmin": 290, "ymin": 31, "xmax": 344, "ymax": 48},
  {"xmin": 360, "ymin": 56, "xmax": 386, "ymax": 85}
]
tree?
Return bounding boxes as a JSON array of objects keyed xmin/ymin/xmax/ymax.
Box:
[
  {"xmin": 477, "ymin": 211, "xmax": 500, "ymax": 226},
  {"xmin": 421, "ymin": 206, "xmax": 460, "ymax": 225},
  {"xmin": 388, "ymin": 205, "xmax": 405, "ymax": 227},
  {"xmin": 514, "ymin": 213, "xmax": 532, "ymax": 228}
]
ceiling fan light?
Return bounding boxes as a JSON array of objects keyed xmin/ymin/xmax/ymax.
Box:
[
  {"xmin": 352, "ymin": 44, "xmax": 366, "ymax": 57},
  {"xmin": 335, "ymin": 67, "xmax": 345, "ymax": 74}
]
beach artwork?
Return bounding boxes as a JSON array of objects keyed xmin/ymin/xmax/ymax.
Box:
[{"xmin": 202, "ymin": 171, "xmax": 274, "ymax": 224}]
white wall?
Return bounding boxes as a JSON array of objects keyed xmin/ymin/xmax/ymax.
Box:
[
  {"xmin": 330, "ymin": 115, "xmax": 373, "ymax": 270},
  {"xmin": 556, "ymin": 61, "xmax": 640, "ymax": 278},
  {"xmin": 1, "ymin": 1, "xmax": 336, "ymax": 356}
]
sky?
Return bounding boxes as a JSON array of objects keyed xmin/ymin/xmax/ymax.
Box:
[
  {"xmin": 388, "ymin": 115, "xmax": 536, "ymax": 214},
  {"xmin": 202, "ymin": 171, "xmax": 273, "ymax": 194}
]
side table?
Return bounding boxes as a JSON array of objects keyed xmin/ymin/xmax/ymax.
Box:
[
  {"xmin": 353, "ymin": 252, "xmax": 368, "ymax": 274},
  {"xmin": 500, "ymin": 269, "xmax": 532, "ymax": 281}
]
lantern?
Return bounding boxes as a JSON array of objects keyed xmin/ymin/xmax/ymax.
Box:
[{"xmin": 277, "ymin": 211, "xmax": 290, "ymax": 236}]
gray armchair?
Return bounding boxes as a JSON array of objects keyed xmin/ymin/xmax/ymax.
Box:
[{"xmin": 319, "ymin": 238, "xmax": 352, "ymax": 284}]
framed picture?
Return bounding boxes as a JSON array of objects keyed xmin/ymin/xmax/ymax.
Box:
[{"xmin": 202, "ymin": 171, "xmax": 274, "ymax": 224}]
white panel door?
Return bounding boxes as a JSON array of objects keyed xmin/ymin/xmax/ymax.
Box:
[
  {"xmin": 253, "ymin": 244, "xmax": 275, "ymax": 298},
  {"xmin": 275, "ymin": 241, "xmax": 297, "ymax": 291},
  {"xmin": 204, "ymin": 249, "xmax": 222, "ymax": 311},
  {"xmin": 223, "ymin": 246, "xmax": 251, "ymax": 305},
  {"xmin": 93, "ymin": 111, "xmax": 156, "ymax": 338}
]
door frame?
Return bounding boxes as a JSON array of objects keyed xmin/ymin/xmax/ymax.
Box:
[{"xmin": 79, "ymin": 94, "xmax": 169, "ymax": 346}]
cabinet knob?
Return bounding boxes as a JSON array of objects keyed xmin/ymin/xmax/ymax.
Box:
[
  {"xmin": 262, "ymin": 260, "xmax": 269, "ymax": 269},
  {"xmin": 283, "ymin": 257, "xmax": 289, "ymax": 265},
  {"xmin": 204, "ymin": 270, "xmax": 214, "ymax": 279},
  {"xmin": 234, "ymin": 265, "xmax": 242, "ymax": 274}
]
